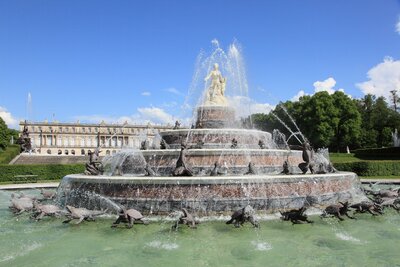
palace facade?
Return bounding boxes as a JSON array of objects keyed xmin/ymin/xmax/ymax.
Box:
[{"xmin": 20, "ymin": 120, "xmax": 173, "ymax": 156}]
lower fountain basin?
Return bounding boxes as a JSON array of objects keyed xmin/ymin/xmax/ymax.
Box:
[
  {"xmin": 140, "ymin": 148, "xmax": 303, "ymax": 176},
  {"xmin": 57, "ymin": 172, "xmax": 365, "ymax": 216}
]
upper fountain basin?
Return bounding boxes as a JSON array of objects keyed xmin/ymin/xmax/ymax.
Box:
[{"xmin": 160, "ymin": 128, "xmax": 273, "ymax": 149}]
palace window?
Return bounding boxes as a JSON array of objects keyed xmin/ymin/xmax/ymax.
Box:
[{"xmin": 80, "ymin": 138, "xmax": 85, "ymax": 147}]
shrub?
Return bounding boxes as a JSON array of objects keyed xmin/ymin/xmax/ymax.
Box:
[
  {"xmin": 353, "ymin": 147, "xmax": 400, "ymax": 160},
  {"xmin": 334, "ymin": 161, "xmax": 400, "ymax": 176},
  {"xmin": 0, "ymin": 145, "xmax": 20, "ymax": 164},
  {"xmin": 0, "ymin": 164, "xmax": 85, "ymax": 183}
]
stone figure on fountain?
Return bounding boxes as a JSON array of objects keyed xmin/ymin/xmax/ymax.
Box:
[
  {"xmin": 298, "ymin": 142, "xmax": 315, "ymax": 174},
  {"xmin": 173, "ymin": 120, "xmax": 181, "ymax": 130},
  {"xmin": 85, "ymin": 149, "xmax": 104, "ymax": 175},
  {"xmin": 172, "ymin": 142, "xmax": 193, "ymax": 176},
  {"xmin": 140, "ymin": 140, "xmax": 149, "ymax": 150},
  {"xmin": 204, "ymin": 63, "xmax": 228, "ymax": 106},
  {"xmin": 16, "ymin": 123, "xmax": 32, "ymax": 153}
]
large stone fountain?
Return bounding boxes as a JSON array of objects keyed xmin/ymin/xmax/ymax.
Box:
[{"xmin": 57, "ymin": 49, "xmax": 364, "ymax": 216}]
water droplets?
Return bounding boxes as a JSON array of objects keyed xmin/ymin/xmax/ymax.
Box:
[
  {"xmin": 251, "ymin": 240, "xmax": 272, "ymax": 251},
  {"xmin": 146, "ymin": 241, "xmax": 179, "ymax": 250}
]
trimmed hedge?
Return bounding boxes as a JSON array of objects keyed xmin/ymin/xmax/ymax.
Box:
[
  {"xmin": 353, "ymin": 147, "xmax": 400, "ymax": 160},
  {"xmin": 334, "ymin": 161, "xmax": 400, "ymax": 176},
  {"xmin": 0, "ymin": 145, "xmax": 20, "ymax": 164},
  {"xmin": 0, "ymin": 164, "xmax": 85, "ymax": 183}
]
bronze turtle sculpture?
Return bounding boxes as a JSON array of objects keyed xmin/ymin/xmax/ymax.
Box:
[
  {"xmin": 280, "ymin": 206, "xmax": 313, "ymax": 224},
  {"xmin": 111, "ymin": 208, "xmax": 148, "ymax": 228},
  {"xmin": 32, "ymin": 202, "xmax": 63, "ymax": 220},
  {"xmin": 321, "ymin": 202, "xmax": 355, "ymax": 221},
  {"xmin": 226, "ymin": 205, "xmax": 259, "ymax": 228},
  {"xmin": 9, "ymin": 193, "xmax": 34, "ymax": 214},
  {"xmin": 350, "ymin": 201, "xmax": 383, "ymax": 216},
  {"xmin": 40, "ymin": 189, "xmax": 57, "ymax": 199},
  {"xmin": 63, "ymin": 205, "xmax": 106, "ymax": 224},
  {"xmin": 172, "ymin": 208, "xmax": 199, "ymax": 229}
]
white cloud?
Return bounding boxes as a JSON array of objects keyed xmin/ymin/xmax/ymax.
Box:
[
  {"xmin": 0, "ymin": 106, "xmax": 19, "ymax": 129},
  {"xmin": 137, "ymin": 107, "xmax": 175, "ymax": 124},
  {"xmin": 396, "ymin": 16, "xmax": 400, "ymax": 34},
  {"xmin": 312, "ymin": 77, "xmax": 346, "ymax": 95},
  {"xmin": 165, "ymin": 87, "xmax": 182, "ymax": 95},
  {"xmin": 74, "ymin": 106, "xmax": 176, "ymax": 126},
  {"xmin": 227, "ymin": 96, "xmax": 274, "ymax": 117},
  {"xmin": 356, "ymin": 56, "xmax": 400, "ymax": 101},
  {"xmin": 291, "ymin": 90, "xmax": 307, "ymax": 101},
  {"xmin": 162, "ymin": 101, "xmax": 178, "ymax": 108},
  {"xmin": 313, "ymin": 77, "xmax": 337, "ymax": 94},
  {"xmin": 141, "ymin": 91, "xmax": 151, "ymax": 96}
]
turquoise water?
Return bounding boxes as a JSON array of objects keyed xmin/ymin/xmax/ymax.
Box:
[{"xmin": 1, "ymin": 189, "xmax": 400, "ymax": 267}]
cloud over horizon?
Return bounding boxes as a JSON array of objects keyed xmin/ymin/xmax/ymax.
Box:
[
  {"xmin": 141, "ymin": 91, "xmax": 151, "ymax": 96},
  {"xmin": 165, "ymin": 87, "xmax": 182, "ymax": 95},
  {"xmin": 0, "ymin": 106, "xmax": 19, "ymax": 129},
  {"xmin": 290, "ymin": 77, "xmax": 349, "ymax": 102},
  {"xmin": 313, "ymin": 77, "xmax": 342, "ymax": 94},
  {"xmin": 356, "ymin": 56, "xmax": 400, "ymax": 101},
  {"xmin": 396, "ymin": 16, "xmax": 400, "ymax": 35},
  {"xmin": 74, "ymin": 104, "xmax": 179, "ymax": 126},
  {"xmin": 227, "ymin": 96, "xmax": 274, "ymax": 116}
]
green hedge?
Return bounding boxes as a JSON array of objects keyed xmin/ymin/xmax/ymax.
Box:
[
  {"xmin": 334, "ymin": 161, "xmax": 400, "ymax": 176},
  {"xmin": 0, "ymin": 164, "xmax": 85, "ymax": 183},
  {"xmin": 0, "ymin": 145, "xmax": 20, "ymax": 164},
  {"xmin": 353, "ymin": 147, "xmax": 400, "ymax": 160}
]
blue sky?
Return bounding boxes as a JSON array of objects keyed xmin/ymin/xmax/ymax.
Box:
[{"xmin": 1, "ymin": 0, "xmax": 400, "ymax": 128}]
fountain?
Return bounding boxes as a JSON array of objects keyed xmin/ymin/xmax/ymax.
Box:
[
  {"xmin": 56, "ymin": 42, "xmax": 365, "ymax": 216},
  {"xmin": 393, "ymin": 129, "xmax": 399, "ymax": 147}
]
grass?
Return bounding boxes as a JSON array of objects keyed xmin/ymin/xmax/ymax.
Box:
[
  {"xmin": 0, "ymin": 145, "xmax": 20, "ymax": 164},
  {"xmin": 329, "ymin": 153, "xmax": 362, "ymax": 163}
]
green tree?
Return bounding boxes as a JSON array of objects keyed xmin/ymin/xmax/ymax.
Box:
[
  {"xmin": 0, "ymin": 117, "xmax": 9, "ymax": 150},
  {"xmin": 356, "ymin": 94, "xmax": 377, "ymax": 148},
  {"xmin": 8, "ymin": 128, "xmax": 19, "ymax": 144},
  {"xmin": 330, "ymin": 91, "xmax": 361, "ymax": 152},
  {"xmin": 295, "ymin": 92, "xmax": 338, "ymax": 148}
]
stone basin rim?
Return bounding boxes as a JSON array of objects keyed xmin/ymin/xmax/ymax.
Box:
[{"xmin": 63, "ymin": 172, "xmax": 357, "ymax": 184}]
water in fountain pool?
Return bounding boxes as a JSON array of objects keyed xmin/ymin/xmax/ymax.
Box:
[{"xmin": 1, "ymin": 188, "xmax": 400, "ymax": 266}]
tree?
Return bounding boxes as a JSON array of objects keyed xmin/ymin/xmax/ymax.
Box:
[
  {"xmin": 390, "ymin": 90, "xmax": 399, "ymax": 112},
  {"xmin": 0, "ymin": 117, "xmax": 9, "ymax": 150},
  {"xmin": 330, "ymin": 91, "xmax": 361, "ymax": 152}
]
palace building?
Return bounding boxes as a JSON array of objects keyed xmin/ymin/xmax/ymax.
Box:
[{"xmin": 19, "ymin": 120, "xmax": 174, "ymax": 156}]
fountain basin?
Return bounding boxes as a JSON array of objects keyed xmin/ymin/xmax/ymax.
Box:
[
  {"xmin": 57, "ymin": 172, "xmax": 364, "ymax": 215},
  {"xmin": 120, "ymin": 148, "xmax": 304, "ymax": 175},
  {"xmin": 160, "ymin": 128, "xmax": 273, "ymax": 149}
]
